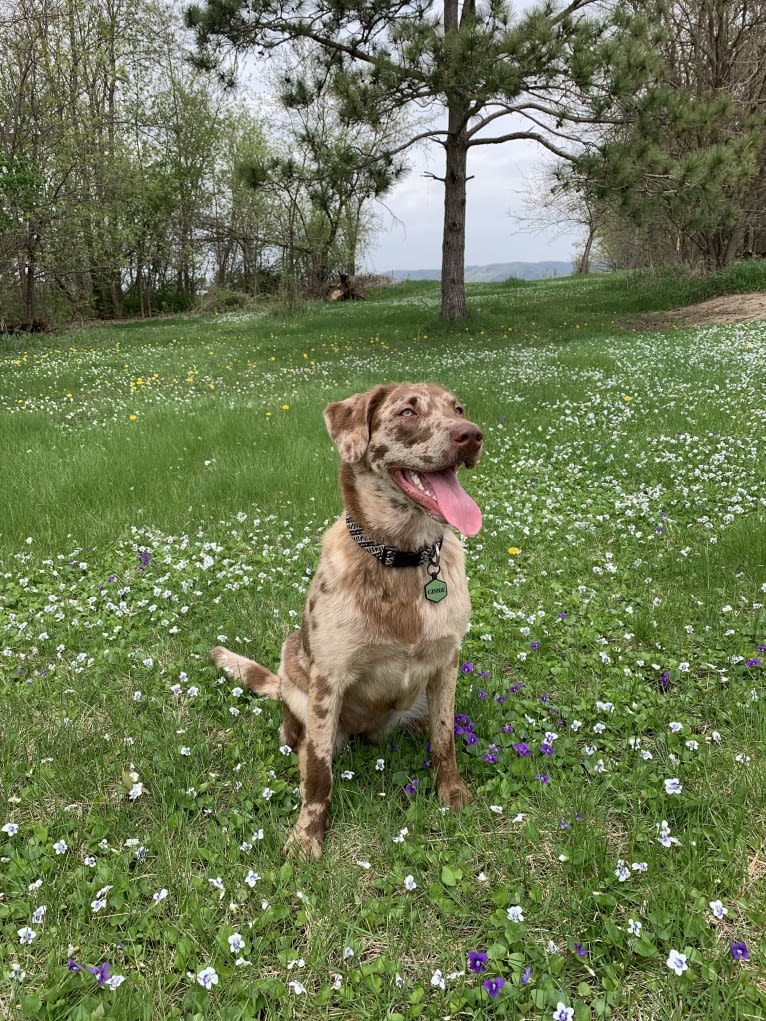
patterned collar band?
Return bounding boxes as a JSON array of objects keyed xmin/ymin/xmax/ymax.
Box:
[{"xmin": 345, "ymin": 513, "xmax": 442, "ymax": 568}]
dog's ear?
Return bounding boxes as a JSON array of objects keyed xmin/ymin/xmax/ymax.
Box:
[{"xmin": 324, "ymin": 385, "xmax": 393, "ymax": 463}]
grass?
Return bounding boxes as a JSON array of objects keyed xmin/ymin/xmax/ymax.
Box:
[{"xmin": 1, "ymin": 266, "xmax": 766, "ymax": 1019}]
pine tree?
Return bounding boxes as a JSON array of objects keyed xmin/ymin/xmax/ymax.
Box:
[{"xmin": 186, "ymin": 0, "xmax": 653, "ymax": 320}]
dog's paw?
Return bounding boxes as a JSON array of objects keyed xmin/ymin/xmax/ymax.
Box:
[
  {"xmin": 284, "ymin": 825, "xmax": 324, "ymax": 860},
  {"xmin": 439, "ymin": 780, "xmax": 472, "ymax": 811}
]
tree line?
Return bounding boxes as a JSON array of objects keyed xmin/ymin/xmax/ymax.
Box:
[
  {"xmin": 0, "ymin": 0, "xmax": 397, "ymax": 329},
  {"xmin": 2, "ymin": 0, "xmax": 765, "ymax": 328}
]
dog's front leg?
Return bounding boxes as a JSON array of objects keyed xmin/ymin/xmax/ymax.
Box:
[
  {"xmin": 427, "ymin": 664, "xmax": 472, "ymax": 810},
  {"xmin": 285, "ymin": 668, "xmax": 342, "ymax": 859}
]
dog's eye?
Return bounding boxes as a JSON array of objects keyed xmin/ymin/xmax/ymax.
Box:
[
  {"xmin": 455, "ymin": 405, "xmax": 464, "ymax": 416},
  {"xmin": 400, "ymin": 407, "xmax": 416, "ymax": 417}
]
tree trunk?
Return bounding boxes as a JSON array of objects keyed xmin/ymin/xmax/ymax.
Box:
[{"xmin": 441, "ymin": 115, "xmax": 468, "ymax": 321}]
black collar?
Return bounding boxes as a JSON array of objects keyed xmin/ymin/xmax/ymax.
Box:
[{"xmin": 345, "ymin": 513, "xmax": 442, "ymax": 568}]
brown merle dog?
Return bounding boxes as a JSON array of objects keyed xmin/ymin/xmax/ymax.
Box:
[{"xmin": 212, "ymin": 383, "xmax": 483, "ymax": 858}]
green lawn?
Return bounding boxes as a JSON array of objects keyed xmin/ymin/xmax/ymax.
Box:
[{"xmin": 1, "ymin": 268, "xmax": 765, "ymax": 1020}]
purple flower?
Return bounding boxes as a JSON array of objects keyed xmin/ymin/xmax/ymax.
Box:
[
  {"xmin": 558, "ymin": 611, "xmax": 567, "ymax": 620},
  {"xmin": 461, "ymin": 662, "xmax": 474, "ymax": 674},
  {"xmin": 468, "ymin": 950, "xmax": 488, "ymax": 974},
  {"xmin": 465, "ymin": 732, "xmax": 478, "ymax": 746},
  {"xmin": 502, "ymin": 724, "xmax": 514, "ymax": 734},
  {"xmin": 539, "ymin": 694, "xmax": 550, "ymax": 703},
  {"xmin": 495, "ymin": 694, "xmax": 508, "ymax": 703},
  {"xmin": 483, "ymin": 753, "xmax": 498, "ymax": 764},
  {"xmin": 531, "ymin": 641, "xmax": 540, "ymax": 651},
  {"xmin": 730, "ymin": 941, "xmax": 749, "ymax": 961},
  {"xmin": 574, "ymin": 812, "xmax": 584, "ymax": 820},
  {"xmin": 745, "ymin": 658, "xmax": 762, "ymax": 668},
  {"xmin": 90, "ymin": 962, "xmax": 111, "ymax": 987},
  {"xmin": 559, "ymin": 819, "xmax": 570, "ymax": 829},
  {"xmin": 509, "ymin": 682, "xmax": 524, "ymax": 694},
  {"xmin": 478, "ymin": 671, "xmax": 490, "ymax": 679},
  {"xmin": 482, "ymin": 976, "xmax": 506, "ymax": 998},
  {"xmin": 404, "ymin": 779, "xmax": 419, "ymax": 796},
  {"xmin": 540, "ymin": 742, "xmax": 555, "ymax": 757},
  {"xmin": 756, "ymin": 644, "xmax": 766, "ymax": 653},
  {"xmin": 534, "ymin": 773, "xmax": 550, "ymax": 783},
  {"xmin": 521, "ymin": 965, "xmax": 532, "ymax": 986},
  {"xmin": 477, "ymin": 690, "xmax": 488, "ymax": 699},
  {"xmin": 68, "ymin": 959, "xmax": 82, "ymax": 973},
  {"xmin": 512, "ymin": 742, "xmax": 531, "ymax": 757},
  {"xmin": 574, "ymin": 943, "xmax": 589, "ymax": 958}
]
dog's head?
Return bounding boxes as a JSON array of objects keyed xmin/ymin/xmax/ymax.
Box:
[{"xmin": 324, "ymin": 383, "xmax": 483, "ymax": 536}]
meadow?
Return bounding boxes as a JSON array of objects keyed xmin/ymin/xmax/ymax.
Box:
[{"xmin": 1, "ymin": 267, "xmax": 765, "ymax": 1020}]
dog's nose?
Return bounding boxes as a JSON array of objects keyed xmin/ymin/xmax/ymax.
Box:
[{"xmin": 451, "ymin": 422, "xmax": 483, "ymax": 448}]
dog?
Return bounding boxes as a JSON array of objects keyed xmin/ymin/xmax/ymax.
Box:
[{"xmin": 212, "ymin": 382, "xmax": 483, "ymax": 857}]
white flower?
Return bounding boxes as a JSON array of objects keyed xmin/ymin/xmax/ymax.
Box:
[
  {"xmin": 506, "ymin": 904, "xmax": 524, "ymax": 922},
  {"xmin": 208, "ymin": 877, "xmax": 225, "ymax": 891},
  {"xmin": 641, "ymin": 749, "xmax": 653, "ymax": 760},
  {"xmin": 657, "ymin": 821, "xmax": 680, "ymax": 847},
  {"xmin": 128, "ymin": 782, "xmax": 143, "ymax": 801},
  {"xmin": 614, "ymin": 860, "xmax": 631, "ymax": 882},
  {"xmin": 262, "ymin": 787, "xmax": 274, "ymax": 800},
  {"xmin": 153, "ymin": 889, "xmax": 168, "ymax": 903},
  {"xmin": 393, "ymin": 828, "xmax": 408, "ymax": 843},
  {"xmin": 546, "ymin": 941, "xmax": 559, "ymax": 955},
  {"xmin": 53, "ymin": 840, "xmax": 67, "ymax": 854},
  {"xmin": 375, "ymin": 759, "xmax": 385, "ymax": 771},
  {"xmin": 228, "ymin": 933, "xmax": 246, "ymax": 953},
  {"xmin": 279, "ymin": 744, "xmax": 292, "ymax": 755},
  {"xmin": 31, "ymin": 905, "xmax": 46, "ymax": 924},
  {"xmin": 17, "ymin": 927, "xmax": 36, "ymax": 944},
  {"xmin": 431, "ymin": 969, "xmax": 445, "ymax": 989},
  {"xmin": 288, "ymin": 980, "xmax": 306, "ymax": 995},
  {"xmin": 666, "ymin": 949, "xmax": 688, "ymax": 976},
  {"xmin": 343, "ymin": 946, "xmax": 354, "ymax": 960},
  {"xmin": 627, "ymin": 918, "xmax": 642, "ymax": 936},
  {"xmin": 355, "ymin": 860, "xmax": 371, "ymax": 869},
  {"xmin": 196, "ymin": 966, "xmax": 219, "ymax": 990},
  {"xmin": 664, "ymin": 778, "xmax": 682, "ymax": 795},
  {"xmin": 2, "ymin": 822, "xmax": 19, "ymax": 836},
  {"xmin": 489, "ymin": 804, "xmax": 503, "ymax": 814},
  {"xmin": 669, "ymin": 722, "xmax": 683, "ymax": 733},
  {"xmin": 341, "ymin": 770, "xmax": 354, "ymax": 779},
  {"xmin": 91, "ymin": 898, "xmax": 107, "ymax": 912},
  {"xmin": 709, "ymin": 899, "xmax": 728, "ymax": 920},
  {"xmin": 133, "ymin": 691, "xmax": 142, "ymax": 701},
  {"xmin": 180, "ymin": 746, "xmax": 191, "ymax": 756},
  {"xmin": 552, "ymin": 1003, "xmax": 575, "ymax": 1021},
  {"xmin": 403, "ymin": 875, "xmax": 417, "ymax": 891},
  {"xmin": 245, "ymin": 870, "xmax": 260, "ymax": 887},
  {"xmin": 107, "ymin": 974, "xmax": 125, "ymax": 990},
  {"xmin": 10, "ymin": 963, "xmax": 26, "ymax": 981}
]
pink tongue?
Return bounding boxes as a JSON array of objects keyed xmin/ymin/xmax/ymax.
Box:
[{"xmin": 423, "ymin": 469, "xmax": 483, "ymax": 536}]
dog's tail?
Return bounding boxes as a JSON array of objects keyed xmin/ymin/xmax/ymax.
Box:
[{"xmin": 210, "ymin": 646, "xmax": 281, "ymax": 699}]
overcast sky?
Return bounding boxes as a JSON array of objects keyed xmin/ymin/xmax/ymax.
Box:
[{"xmin": 365, "ymin": 137, "xmax": 582, "ymax": 273}]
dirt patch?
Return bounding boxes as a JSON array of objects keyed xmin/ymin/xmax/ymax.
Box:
[{"xmin": 625, "ymin": 290, "xmax": 766, "ymax": 331}]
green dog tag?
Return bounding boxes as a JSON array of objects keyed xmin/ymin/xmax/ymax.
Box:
[{"xmin": 424, "ymin": 578, "xmax": 448, "ymax": 603}]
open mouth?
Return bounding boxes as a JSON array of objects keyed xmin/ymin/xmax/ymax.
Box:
[{"xmin": 390, "ymin": 466, "xmax": 483, "ymax": 536}]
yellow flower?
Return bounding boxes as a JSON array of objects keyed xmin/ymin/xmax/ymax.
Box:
[
  {"xmin": 129, "ymin": 414, "xmax": 137, "ymax": 421},
  {"xmin": 623, "ymin": 394, "xmax": 632, "ymax": 401},
  {"xmin": 508, "ymin": 546, "xmax": 520, "ymax": 555},
  {"xmin": 282, "ymin": 404, "xmax": 290, "ymax": 410}
]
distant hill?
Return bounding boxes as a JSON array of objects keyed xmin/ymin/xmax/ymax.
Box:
[{"xmin": 390, "ymin": 261, "xmax": 573, "ymax": 282}]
